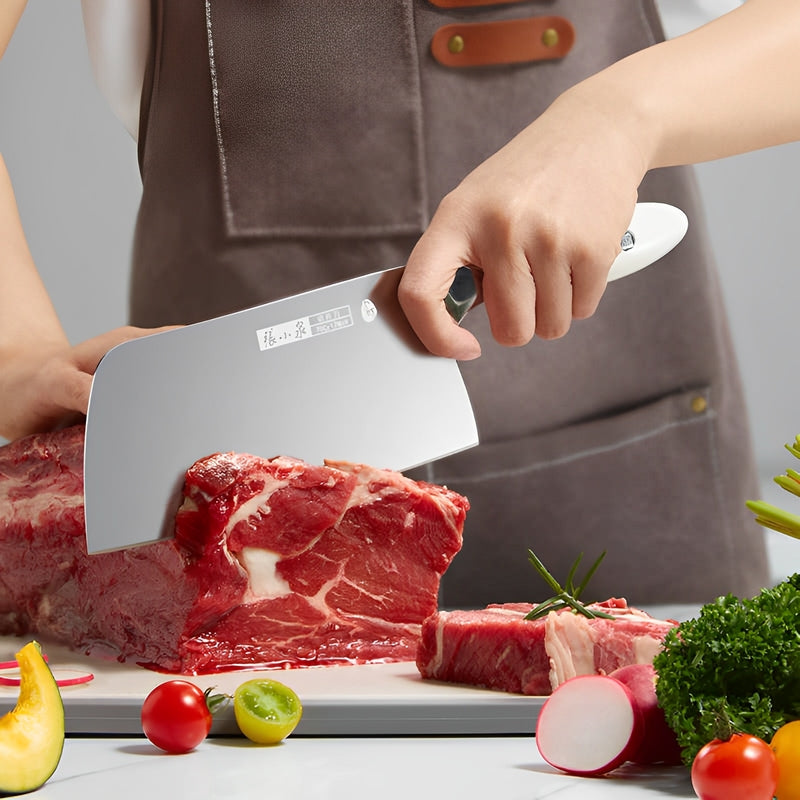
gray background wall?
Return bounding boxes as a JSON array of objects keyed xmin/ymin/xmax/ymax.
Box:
[{"xmin": 3, "ymin": 2, "xmax": 800, "ymax": 581}]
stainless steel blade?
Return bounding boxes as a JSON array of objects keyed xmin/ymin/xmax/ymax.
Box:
[{"xmin": 84, "ymin": 267, "xmax": 477, "ymax": 553}]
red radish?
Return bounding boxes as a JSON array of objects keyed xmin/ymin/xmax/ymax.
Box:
[
  {"xmin": 535, "ymin": 674, "xmax": 643, "ymax": 776},
  {"xmin": 609, "ymin": 664, "xmax": 682, "ymax": 765}
]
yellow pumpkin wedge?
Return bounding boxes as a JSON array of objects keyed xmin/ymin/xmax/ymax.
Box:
[{"xmin": 0, "ymin": 641, "xmax": 65, "ymax": 794}]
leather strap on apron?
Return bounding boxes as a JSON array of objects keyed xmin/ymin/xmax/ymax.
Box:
[
  {"xmin": 431, "ymin": 16, "xmax": 575, "ymax": 67},
  {"xmin": 428, "ymin": 0, "xmax": 532, "ymax": 6}
]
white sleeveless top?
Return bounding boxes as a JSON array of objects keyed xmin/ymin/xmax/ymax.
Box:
[
  {"xmin": 80, "ymin": 0, "xmax": 150, "ymax": 139},
  {"xmin": 79, "ymin": 0, "xmax": 742, "ymax": 141}
]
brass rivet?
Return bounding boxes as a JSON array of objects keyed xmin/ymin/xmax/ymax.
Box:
[
  {"xmin": 541, "ymin": 28, "xmax": 559, "ymax": 47},
  {"xmin": 691, "ymin": 395, "xmax": 708, "ymax": 414},
  {"xmin": 448, "ymin": 34, "xmax": 465, "ymax": 54}
]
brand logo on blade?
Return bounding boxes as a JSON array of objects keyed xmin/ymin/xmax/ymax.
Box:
[{"xmin": 256, "ymin": 305, "xmax": 354, "ymax": 351}]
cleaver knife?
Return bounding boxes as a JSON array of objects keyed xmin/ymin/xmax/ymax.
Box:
[{"xmin": 84, "ymin": 201, "xmax": 687, "ymax": 553}]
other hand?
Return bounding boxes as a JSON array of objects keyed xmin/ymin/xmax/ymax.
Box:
[{"xmin": 0, "ymin": 325, "xmax": 179, "ymax": 440}]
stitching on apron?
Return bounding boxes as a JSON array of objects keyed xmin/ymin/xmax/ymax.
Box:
[
  {"xmin": 204, "ymin": 0, "xmax": 428, "ymax": 238},
  {"xmin": 432, "ymin": 409, "xmax": 716, "ymax": 485},
  {"xmin": 406, "ymin": 0, "xmax": 431, "ymax": 228},
  {"xmin": 205, "ymin": 0, "xmax": 234, "ymax": 235},
  {"xmin": 635, "ymin": 0, "xmax": 661, "ymax": 46},
  {"xmin": 699, "ymin": 387, "xmax": 740, "ymax": 589}
]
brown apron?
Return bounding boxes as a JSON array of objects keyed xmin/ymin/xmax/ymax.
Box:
[{"xmin": 131, "ymin": 0, "xmax": 769, "ymax": 607}]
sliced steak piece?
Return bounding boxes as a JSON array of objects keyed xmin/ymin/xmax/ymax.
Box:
[
  {"xmin": 416, "ymin": 599, "xmax": 677, "ymax": 695},
  {"xmin": 0, "ymin": 425, "xmax": 467, "ymax": 674}
]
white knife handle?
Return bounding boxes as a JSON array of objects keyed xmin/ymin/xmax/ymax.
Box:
[{"xmin": 608, "ymin": 202, "xmax": 688, "ymax": 282}]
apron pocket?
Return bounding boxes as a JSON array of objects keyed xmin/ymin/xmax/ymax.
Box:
[
  {"xmin": 413, "ymin": 386, "xmax": 756, "ymax": 607},
  {"xmin": 205, "ymin": 0, "xmax": 427, "ymax": 238}
]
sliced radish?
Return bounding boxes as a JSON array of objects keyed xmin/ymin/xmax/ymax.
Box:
[
  {"xmin": 609, "ymin": 664, "xmax": 682, "ymax": 765},
  {"xmin": 535, "ymin": 674, "xmax": 643, "ymax": 776},
  {"xmin": 0, "ymin": 660, "xmax": 94, "ymax": 688},
  {"xmin": 0, "ymin": 656, "xmax": 48, "ymax": 670},
  {"xmin": 51, "ymin": 671, "xmax": 95, "ymax": 688}
]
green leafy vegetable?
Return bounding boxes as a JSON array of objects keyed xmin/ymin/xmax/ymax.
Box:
[
  {"xmin": 747, "ymin": 433, "xmax": 800, "ymax": 538},
  {"xmin": 524, "ymin": 549, "xmax": 615, "ymax": 621},
  {"xmin": 653, "ymin": 574, "xmax": 800, "ymax": 765}
]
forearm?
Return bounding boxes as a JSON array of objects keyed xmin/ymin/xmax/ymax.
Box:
[
  {"xmin": 0, "ymin": 154, "xmax": 68, "ymax": 360},
  {"xmin": 0, "ymin": 0, "xmax": 27, "ymax": 59},
  {"xmin": 568, "ymin": 0, "xmax": 800, "ymax": 171}
]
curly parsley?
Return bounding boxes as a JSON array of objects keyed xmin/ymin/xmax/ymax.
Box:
[{"xmin": 653, "ymin": 574, "xmax": 800, "ymax": 765}]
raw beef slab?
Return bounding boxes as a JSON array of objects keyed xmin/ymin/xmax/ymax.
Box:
[
  {"xmin": 417, "ymin": 599, "xmax": 677, "ymax": 695},
  {"xmin": 0, "ymin": 425, "xmax": 468, "ymax": 674}
]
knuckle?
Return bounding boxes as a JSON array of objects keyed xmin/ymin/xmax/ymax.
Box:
[
  {"xmin": 433, "ymin": 189, "xmax": 478, "ymax": 233},
  {"xmin": 61, "ymin": 373, "xmax": 88, "ymax": 410},
  {"xmin": 571, "ymin": 303, "xmax": 594, "ymax": 321},
  {"xmin": 436, "ymin": 189, "xmax": 467, "ymax": 217},
  {"xmin": 486, "ymin": 201, "xmax": 531, "ymax": 251},
  {"xmin": 572, "ymin": 294, "xmax": 601, "ymax": 320},
  {"xmin": 113, "ymin": 325, "xmax": 140, "ymax": 338},
  {"xmin": 535, "ymin": 318, "xmax": 571, "ymax": 341},
  {"xmin": 532, "ymin": 223, "xmax": 561, "ymax": 263},
  {"xmin": 491, "ymin": 319, "xmax": 534, "ymax": 348},
  {"xmin": 397, "ymin": 275, "xmax": 427, "ymax": 308},
  {"xmin": 572, "ymin": 284, "xmax": 603, "ymax": 320},
  {"xmin": 120, "ymin": 325, "xmax": 151, "ymax": 340}
]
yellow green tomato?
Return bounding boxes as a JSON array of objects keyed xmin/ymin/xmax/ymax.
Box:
[
  {"xmin": 233, "ymin": 679, "xmax": 303, "ymax": 745},
  {"xmin": 772, "ymin": 720, "xmax": 800, "ymax": 800}
]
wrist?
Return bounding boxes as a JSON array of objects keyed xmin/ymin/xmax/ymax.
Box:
[{"xmin": 551, "ymin": 69, "xmax": 657, "ymax": 185}]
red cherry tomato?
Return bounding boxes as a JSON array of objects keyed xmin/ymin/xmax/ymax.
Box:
[
  {"xmin": 141, "ymin": 680, "xmax": 213, "ymax": 754},
  {"xmin": 691, "ymin": 732, "xmax": 778, "ymax": 800}
]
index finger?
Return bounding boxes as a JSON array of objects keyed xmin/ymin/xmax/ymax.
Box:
[
  {"xmin": 71, "ymin": 325, "xmax": 183, "ymax": 375},
  {"xmin": 398, "ymin": 227, "xmax": 482, "ymax": 360}
]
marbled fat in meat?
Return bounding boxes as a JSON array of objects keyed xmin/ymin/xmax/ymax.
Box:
[
  {"xmin": 0, "ymin": 426, "xmax": 468, "ymax": 674},
  {"xmin": 417, "ymin": 599, "xmax": 677, "ymax": 695}
]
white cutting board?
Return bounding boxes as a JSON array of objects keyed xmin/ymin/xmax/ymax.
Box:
[
  {"xmin": 0, "ymin": 636, "xmax": 543, "ymax": 736},
  {"xmin": 0, "ymin": 606, "xmax": 696, "ymax": 736}
]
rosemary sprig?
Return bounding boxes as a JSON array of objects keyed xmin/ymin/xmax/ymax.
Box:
[{"xmin": 524, "ymin": 549, "xmax": 616, "ymax": 620}]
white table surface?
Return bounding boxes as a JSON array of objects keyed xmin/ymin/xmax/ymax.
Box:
[
  {"xmin": 33, "ymin": 735, "xmax": 696, "ymax": 799},
  {"xmin": 12, "ymin": 606, "xmax": 702, "ymax": 797}
]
